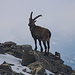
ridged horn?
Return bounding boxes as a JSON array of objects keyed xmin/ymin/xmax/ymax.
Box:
[
  {"xmin": 33, "ymin": 15, "xmax": 42, "ymax": 20},
  {"xmin": 30, "ymin": 12, "xmax": 33, "ymax": 20}
]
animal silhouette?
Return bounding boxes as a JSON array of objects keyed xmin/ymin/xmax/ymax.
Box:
[{"xmin": 28, "ymin": 12, "xmax": 51, "ymax": 56}]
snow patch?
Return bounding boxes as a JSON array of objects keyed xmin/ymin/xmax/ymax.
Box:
[
  {"xmin": 0, "ymin": 53, "xmax": 31, "ymax": 75},
  {"xmin": 0, "ymin": 53, "xmax": 54, "ymax": 75},
  {"xmin": 45, "ymin": 69, "xmax": 55, "ymax": 75}
]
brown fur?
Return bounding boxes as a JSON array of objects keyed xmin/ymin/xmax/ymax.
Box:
[{"xmin": 28, "ymin": 12, "xmax": 51, "ymax": 56}]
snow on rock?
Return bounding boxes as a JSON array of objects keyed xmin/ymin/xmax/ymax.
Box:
[
  {"xmin": 45, "ymin": 69, "xmax": 55, "ymax": 75},
  {"xmin": 0, "ymin": 53, "xmax": 55, "ymax": 75},
  {"xmin": 0, "ymin": 53, "xmax": 32, "ymax": 75}
]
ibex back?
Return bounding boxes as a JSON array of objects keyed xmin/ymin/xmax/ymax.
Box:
[{"xmin": 28, "ymin": 12, "xmax": 51, "ymax": 56}]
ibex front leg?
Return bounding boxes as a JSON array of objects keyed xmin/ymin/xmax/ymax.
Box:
[
  {"xmin": 34, "ymin": 38, "xmax": 37, "ymax": 51},
  {"xmin": 38, "ymin": 40, "xmax": 43, "ymax": 52}
]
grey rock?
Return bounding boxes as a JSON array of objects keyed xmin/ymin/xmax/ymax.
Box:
[
  {"xmin": 3, "ymin": 41, "xmax": 16, "ymax": 47},
  {"xmin": 55, "ymin": 51, "xmax": 61, "ymax": 59},
  {"xmin": 0, "ymin": 43, "xmax": 5, "ymax": 54},
  {"xmin": 22, "ymin": 52, "xmax": 36, "ymax": 66},
  {"xmin": 72, "ymin": 70, "xmax": 75, "ymax": 75},
  {"xmin": 27, "ymin": 61, "xmax": 43, "ymax": 70},
  {"xmin": 3, "ymin": 47, "xmax": 11, "ymax": 51},
  {"xmin": 27, "ymin": 51, "xmax": 58, "ymax": 73},
  {"xmin": 28, "ymin": 61, "xmax": 46, "ymax": 75},
  {"xmin": 0, "ymin": 41, "xmax": 74, "ymax": 75},
  {"xmin": 0, "ymin": 61, "xmax": 23, "ymax": 75},
  {"xmin": 21, "ymin": 45, "xmax": 32, "ymax": 52},
  {"xmin": 0, "ymin": 49, "xmax": 5, "ymax": 54},
  {"xmin": 27, "ymin": 51, "xmax": 72, "ymax": 75}
]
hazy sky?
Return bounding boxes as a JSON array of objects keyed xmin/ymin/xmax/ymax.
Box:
[{"xmin": 0, "ymin": 0, "xmax": 75, "ymax": 55}]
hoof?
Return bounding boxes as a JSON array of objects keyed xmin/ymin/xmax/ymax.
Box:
[
  {"xmin": 41, "ymin": 49, "xmax": 43, "ymax": 52},
  {"xmin": 34, "ymin": 48, "xmax": 37, "ymax": 51},
  {"xmin": 47, "ymin": 52, "xmax": 49, "ymax": 56},
  {"xmin": 44, "ymin": 53, "xmax": 47, "ymax": 56},
  {"xmin": 41, "ymin": 48, "xmax": 43, "ymax": 52},
  {"xmin": 34, "ymin": 49, "xmax": 37, "ymax": 51}
]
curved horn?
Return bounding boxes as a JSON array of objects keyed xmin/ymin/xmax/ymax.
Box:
[
  {"xmin": 30, "ymin": 12, "xmax": 33, "ymax": 19},
  {"xmin": 33, "ymin": 15, "xmax": 42, "ymax": 20}
]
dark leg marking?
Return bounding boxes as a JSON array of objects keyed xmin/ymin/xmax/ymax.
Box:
[
  {"xmin": 34, "ymin": 39, "xmax": 37, "ymax": 51},
  {"xmin": 47, "ymin": 40, "xmax": 50, "ymax": 56},
  {"xmin": 38, "ymin": 40, "xmax": 43, "ymax": 52},
  {"xmin": 43, "ymin": 41, "xmax": 47, "ymax": 56}
]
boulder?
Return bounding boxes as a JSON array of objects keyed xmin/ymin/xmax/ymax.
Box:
[
  {"xmin": 22, "ymin": 52, "xmax": 36, "ymax": 66},
  {"xmin": 0, "ymin": 62, "xmax": 12, "ymax": 72},
  {"xmin": 0, "ymin": 61, "xmax": 19, "ymax": 75},
  {"xmin": 21, "ymin": 45, "xmax": 32, "ymax": 52},
  {"xmin": 11, "ymin": 45, "xmax": 32, "ymax": 56},
  {"xmin": 72, "ymin": 70, "xmax": 75, "ymax": 75},
  {"xmin": 0, "ymin": 43, "xmax": 5, "ymax": 54},
  {"xmin": 11, "ymin": 51, "xmax": 22, "ymax": 58},
  {"xmin": 3, "ymin": 47, "xmax": 11, "ymax": 51},
  {"xmin": 26, "ymin": 50, "xmax": 72, "ymax": 75},
  {"xmin": 2, "ymin": 41, "xmax": 17, "ymax": 53},
  {"xmin": 27, "ymin": 61, "xmax": 43, "ymax": 70},
  {"xmin": 28, "ymin": 61, "xmax": 46, "ymax": 75},
  {"xmin": 60, "ymin": 64, "xmax": 72, "ymax": 74},
  {"xmin": 32, "ymin": 51, "xmax": 59, "ymax": 72},
  {"xmin": 55, "ymin": 51, "xmax": 61, "ymax": 59},
  {"xmin": 3, "ymin": 41, "xmax": 16, "ymax": 47},
  {"xmin": 0, "ymin": 48, "xmax": 5, "ymax": 54}
]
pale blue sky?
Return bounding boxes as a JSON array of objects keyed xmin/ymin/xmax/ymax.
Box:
[{"xmin": 0, "ymin": 0, "xmax": 75, "ymax": 54}]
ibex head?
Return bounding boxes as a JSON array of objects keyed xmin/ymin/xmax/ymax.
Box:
[{"xmin": 28, "ymin": 12, "xmax": 42, "ymax": 26}]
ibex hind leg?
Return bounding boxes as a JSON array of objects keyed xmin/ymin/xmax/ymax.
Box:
[
  {"xmin": 47, "ymin": 40, "xmax": 50, "ymax": 56},
  {"xmin": 43, "ymin": 41, "xmax": 47, "ymax": 56}
]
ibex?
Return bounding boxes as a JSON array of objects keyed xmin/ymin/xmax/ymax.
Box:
[{"xmin": 28, "ymin": 12, "xmax": 51, "ymax": 56}]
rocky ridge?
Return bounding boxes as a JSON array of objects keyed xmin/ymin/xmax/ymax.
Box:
[{"xmin": 0, "ymin": 41, "xmax": 75, "ymax": 75}]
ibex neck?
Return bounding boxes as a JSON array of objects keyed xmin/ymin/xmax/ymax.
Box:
[{"xmin": 30, "ymin": 25, "xmax": 36, "ymax": 31}]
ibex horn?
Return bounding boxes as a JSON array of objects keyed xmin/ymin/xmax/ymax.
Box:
[
  {"xmin": 33, "ymin": 15, "xmax": 42, "ymax": 20},
  {"xmin": 30, "ymin": 12, "xmax": 33, "ymax": 20}
]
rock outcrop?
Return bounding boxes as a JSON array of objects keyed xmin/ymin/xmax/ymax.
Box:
[
  {"xmin": 22, "ymin": 52, "xmax": 36, "ymax": 66},
  {"xmin": 0, "ymin": 61, "xmax": 22, "ymax": 75},
  {"xmin": 0, "ymin": 41, "xmax": 75, "ymax": 75},
  {"xmin": 0, "ymin": 41, "xmax": 32, "ymax": 58}
]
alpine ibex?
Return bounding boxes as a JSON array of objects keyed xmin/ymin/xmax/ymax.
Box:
[{"xmin": 28, "ymin": 12, "xmax": 51, "ymax": 56}]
